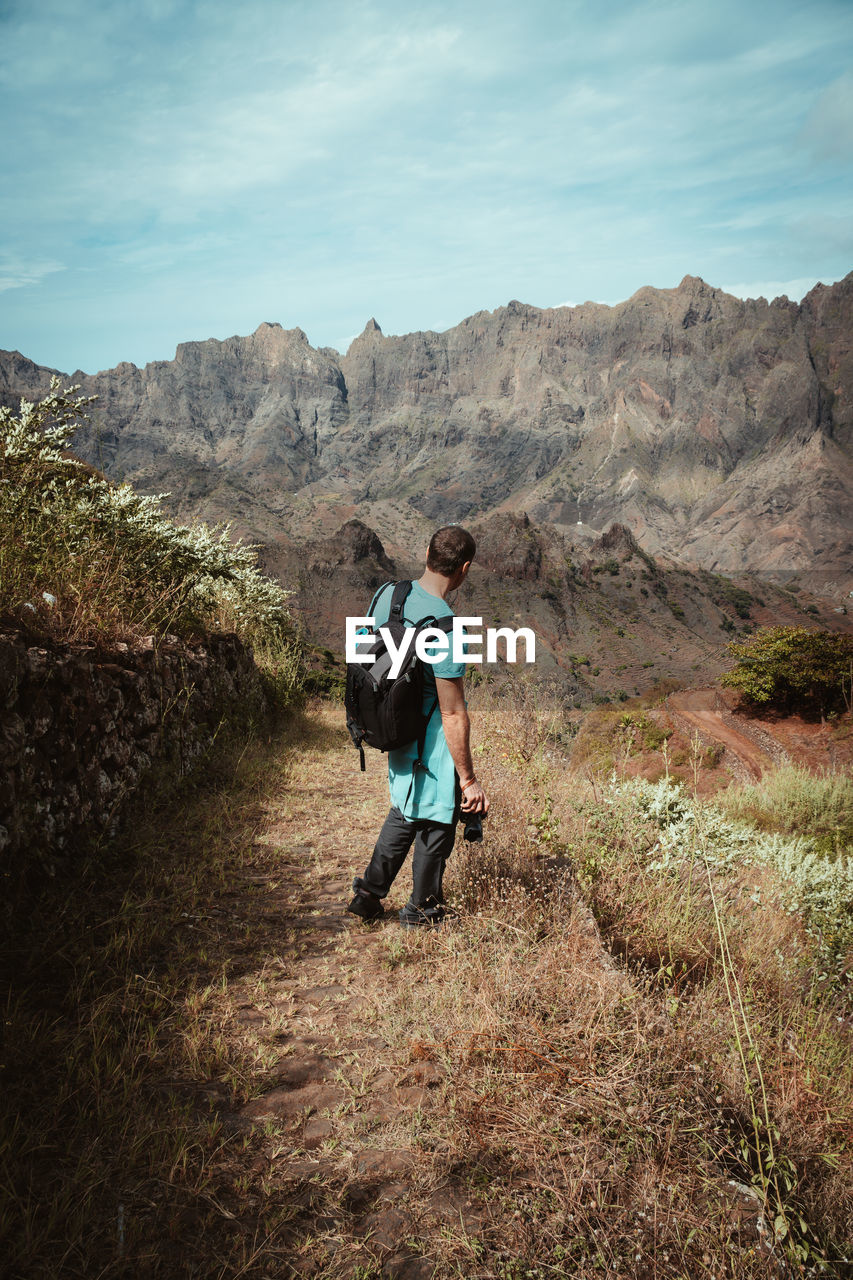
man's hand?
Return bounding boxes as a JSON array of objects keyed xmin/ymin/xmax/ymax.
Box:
[
  {"xmin": 459, "ymin": 778, "xmax": 488, "ymax": 814},
  {"xmin": 435, "ymin": 676, "xmax": 490, "ymax": 815}
]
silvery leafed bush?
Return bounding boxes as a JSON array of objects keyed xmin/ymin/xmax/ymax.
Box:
[
  {"xmin": 608, "ymin": 774, "xmax": 853, "ymax": 987},
  {"xmin": 0, "ymin": 377, "xmax": 294, "ymax": 651}
]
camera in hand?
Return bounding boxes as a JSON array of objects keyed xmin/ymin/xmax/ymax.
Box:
[{"xmin": 462, "ymin": 810, "xmax": 485, "ymax": 842}]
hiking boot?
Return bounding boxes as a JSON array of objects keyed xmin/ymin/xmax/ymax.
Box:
[
  {"xmin": 347, "ymin": 880, "xmax": 384, "ymax": 922},
  {"xmin": 398, "ymin": 903, "xmax": 445, "ymax": 928}
]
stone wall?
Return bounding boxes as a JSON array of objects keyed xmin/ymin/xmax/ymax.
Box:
[{"xmin": 0, "ymin": 630, "xmax": 268, "ymax": 868}]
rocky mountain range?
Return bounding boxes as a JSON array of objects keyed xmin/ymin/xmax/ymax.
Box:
[{"xmin": 2, "ymin": 273, "xmax": 851, "ymax": 598}]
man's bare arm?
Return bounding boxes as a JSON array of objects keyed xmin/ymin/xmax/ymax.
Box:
[{"xmin": 435, "ymin": 676, "xmax": 489, "ymax": 813}]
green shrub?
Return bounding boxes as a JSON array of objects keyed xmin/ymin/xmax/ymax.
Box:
[
  {"xmin": 703, "ymin": 572, "xmax": 753, "ymax": 618},
  {"xmin": 720, "ymin": 626, "xmax": 853, "ymax": 716},
  {"xmin": 303, "ymin": 668, "xmax": 346, "ymax": 699},
  {"xmin": 616, "ymin": 710, "xmax": 672, "ymax": 752}
]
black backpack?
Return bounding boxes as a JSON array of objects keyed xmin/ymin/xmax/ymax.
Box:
[{"xmin": 345, "ymin": 580, "xmax": 454, "ymax": 772}]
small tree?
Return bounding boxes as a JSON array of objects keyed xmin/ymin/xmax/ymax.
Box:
[{"xmin": 720, "ymin": 625, "xmax": 853, "ymax": 717}]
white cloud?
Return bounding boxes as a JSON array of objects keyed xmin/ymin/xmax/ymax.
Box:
[
  {"xmin": 2, "ymin": 11, "xmax": 478, "ymax": 223},
  {"xmin": 798, "ymin": 74, "xmax": 853, "ymax": 163},
  {"xmin": 731, "ymin": 31, "xmax": 840, "ymax": 74},
  {"xmin": 0, "ymin": 254, "xmax": 63, "ymax": 292},
  {"xmin": 720, "ymin": 276, "xmax": 839, "ymax": 303}
]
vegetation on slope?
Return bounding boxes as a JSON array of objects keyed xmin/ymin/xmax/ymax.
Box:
[
  {"xmin": 717, "ymin": 766, "xmax": 853, "ymax": 858},
  {"xmin": 0, "ymin": 380, "xmax": 303, "ymax": 699}
]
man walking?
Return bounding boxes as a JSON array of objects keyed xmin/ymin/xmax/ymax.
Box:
[{"xmin": 348, "ymin": 525, "xmax": 489, "ymax": 926}]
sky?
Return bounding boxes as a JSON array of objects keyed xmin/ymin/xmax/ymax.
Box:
[{"xmin": 1, "ymin": 0, "xmax": 852, "ymax": 374}]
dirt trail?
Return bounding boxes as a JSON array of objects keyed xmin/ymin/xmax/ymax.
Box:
[
  {"xmin": 172, "ymin": 702, "xmax": 776, "ymax": 1276},
  {"xmin": 208, "ymin": 705, "xmax": 487, "ymax": 1278},
  {"xmin": 667, "ymin": 688, "xmax": 779, "ymax": 780}
]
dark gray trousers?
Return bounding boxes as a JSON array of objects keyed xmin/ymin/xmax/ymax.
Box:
[{"xmin": 355, "ymin": 806, "xmax": 456, "ymax": 913}]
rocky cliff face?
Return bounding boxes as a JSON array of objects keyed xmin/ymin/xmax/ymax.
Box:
[{"xmin": 2, "ymin": 274, "xmax": 851, "ymax": 583}]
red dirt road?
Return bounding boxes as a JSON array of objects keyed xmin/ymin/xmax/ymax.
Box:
[{"xmin": 667, "ymin": 689, "xmax": 777, "ymax": 780}]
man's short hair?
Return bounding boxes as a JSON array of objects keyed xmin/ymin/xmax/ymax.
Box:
[{"xmin": 427, "ymin": 525, "xmax": 476, "ymax": 577}]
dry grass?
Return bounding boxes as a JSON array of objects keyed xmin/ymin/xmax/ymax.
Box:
[
  {"xmin": 363, "ymin": 916, "xmax": 775, "ymax": 1277},
  {"xmin": 402, "ymin": 680, "xmax": 853, "ymax": 1276},
  {"xmin": 715, "ymin": 765, "xmax": 853, "ymax": 856},
  {"xmin": 570, "ymin": 704, "xmax": 674, "ymax": 777}
]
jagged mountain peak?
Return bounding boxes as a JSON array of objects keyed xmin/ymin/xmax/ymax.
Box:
[
  {"xmin": 312, "ymin": 519, "xmax": 395, "ymax": 571},
  {"xmin": 801, "ymin": 270, "xmax": 853, "ymax": 315},
  {"xmin": 344, "ymin": 318, "xmax": 384, "ymax": 355},
  {"xmin": 590, "ymin": 523, "xmax": 643, "ymax": 561},
  {"xmin": 676, "ymin": 274, "xmax": 713, "ymax": 293},
  {"xmin": 173, "ymin": 321, "xmax": 312, "ymax": 366}
]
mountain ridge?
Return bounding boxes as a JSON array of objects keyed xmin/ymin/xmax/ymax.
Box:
[{"xmin": 2, "ymin": 273, "xmax": 851, "ymax": 591}]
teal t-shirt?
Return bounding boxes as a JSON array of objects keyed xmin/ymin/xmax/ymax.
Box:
[{"xmin": 370, "ymin": 580, "xmax": 465, "ymax": 823}]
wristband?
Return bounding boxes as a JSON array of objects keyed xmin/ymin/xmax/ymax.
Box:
[{"xmin": 459, "ymin": 777, "xmax": 477, "ymax": 791}]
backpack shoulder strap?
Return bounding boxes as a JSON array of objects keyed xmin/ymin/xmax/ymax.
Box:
[
  {"xmin": 367, "ymin": 581, "xmax": 394, "ymax": 618},
  {"xmin": 388, "ymin": 580, "xmax": 413, "ymax": 622},
  {"xmin": 423, "ymin": 613, "xmax": 454, "ymax": 634}
]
